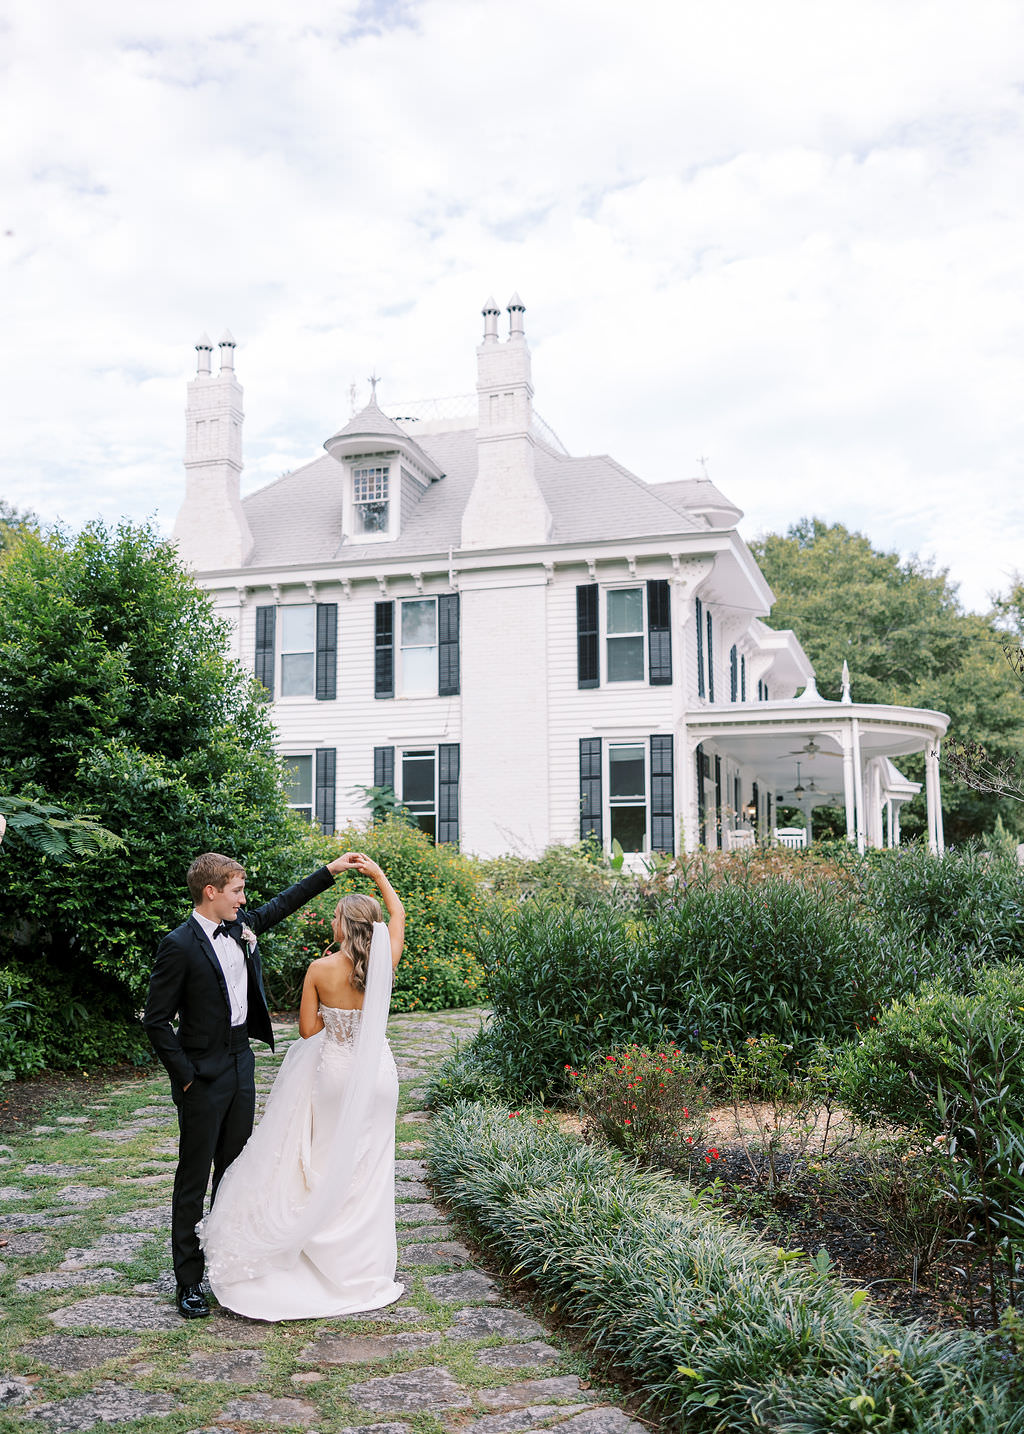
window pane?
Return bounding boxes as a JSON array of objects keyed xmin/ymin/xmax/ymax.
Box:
[
  {"xmin": 402, "ymin": 599, "xmax": 437, "ymax": 646},
  {"xmin": 607, "ymin": 587, "xmax": 642, "ymax": 635},
  {"xmin": 607, "ymin": 635, "xmax": 644, "ymax": 681},
  {"xmin": 611, "ymin": 804, "xmax": 646, "ymax": 852},
  {"xmin": 414, "ymin": 813, "xmax": 437, "ymax": 840},
  {"xmin": 402, "ymin": 751, "xmax": 435, "ymax": 808},
  {"xmin": 283, "ymin": 755, "xmax": 312, "ymax": 806},
  {"xmin": 280, "ymin": 605, "xmax": 315, "ymax": 652},
  {"xmin": 610, "ymin": 744, "xmax": 645, "ymax": 799},
  {"xmin": 281, "ymin": 652, "xmax": 314, "ymax": 695},
  {"xmin": 402, "ymin": 645, "xmax": 436, "ymax": 695},
  {"xmin": 357, "ymin": 501, "xmax": 389, "ymax": 533}
]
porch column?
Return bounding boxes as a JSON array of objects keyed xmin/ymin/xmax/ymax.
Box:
[
  {"xmin": 885, "ymin": 797, "xmax": 894, "ymax": 849},
  {"xmin": 841, "ymin": 724, "xmax": 856, "ymax": 844},
  {"xmin": 851, "ymin": 717, "xmax": 866, "ymax": 853},
  {"xmin": 681, "ymin": 734, "xmax": 701, "ymax": 852},
  {"xmin": 925, "ymin": 742, "xmax": 945, "ymax": 855}
]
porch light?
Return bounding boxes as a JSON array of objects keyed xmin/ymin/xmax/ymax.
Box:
[{"xmin": 793, "ymin": 762, "xmax": 805, "ymax": 800}]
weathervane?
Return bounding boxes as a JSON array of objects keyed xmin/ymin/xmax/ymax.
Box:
[
  {"xmin": 697, "ymin": 454, "xmax": 710, "ymax": 479},
  {"xmin": 367, "ymin": 372, "xmax": 381, "ymax": 400}
]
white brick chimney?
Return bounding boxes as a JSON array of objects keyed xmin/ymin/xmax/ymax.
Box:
[
  {"xmin": 460, "ymin": 295, "xmax": 552, "ymax": 549},
  {"xmin": 172, "ymin": 331, "xmax": 253, "ymax": 571}
]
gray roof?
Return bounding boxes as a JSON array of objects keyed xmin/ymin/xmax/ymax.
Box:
[
  {"xmin": 241, "ymin": 425, "xmax": 715, "ymax": 569},
  {"xmin": 325, "ymin": 396, "xmax": 413, "ymax": 446}
]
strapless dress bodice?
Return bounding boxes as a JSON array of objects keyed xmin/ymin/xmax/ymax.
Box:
[{"xmin": 319, "ymin": 1005, "xmax": 362, "ymax": 1046}]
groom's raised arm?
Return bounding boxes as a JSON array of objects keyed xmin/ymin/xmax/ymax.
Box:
[{"xmin": 243, "ymin": 862, "xmax": 344, "ymax": 937}]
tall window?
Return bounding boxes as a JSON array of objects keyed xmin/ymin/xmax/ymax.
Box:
[
  {"xmin": 283, "ymin": 756, "xmax": 312, "ymax": 822},
  {"xmin": 609, "ymin": 743, "xmax": 646, "ymax": 852},
  {"xmin": 402, "ymin": 749, "xmax": 436, "ymax": 838},
  {"xmin": 353, "ymin": 464, "xmax": 390, "ymax": 533},
  {"xmin": 606, "ymin": 588, "xmax": 644, "ymax": 682},
  {"xmin": 280, "ymin": 605, "xmax": 315, "ymax": 696},
  {"xmin": 400, "ymin": 599, "xmax": 437, "ymax": 696}
]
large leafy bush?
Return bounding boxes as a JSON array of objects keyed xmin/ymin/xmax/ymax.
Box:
[
  {"xmin": 838, "ymin": 962, "xmax": 1024, "ymax": 1134},
  {"xmin": 270, "ymin": 816, "xmax": 488, "ymax": 1013},
  {"xmin": 465, "ymin": 879, "xmax": 895, "ymax": 1101},
  {"xmin": 0, "ymin": 521, "xmax": 311, "ymax": 1069}
]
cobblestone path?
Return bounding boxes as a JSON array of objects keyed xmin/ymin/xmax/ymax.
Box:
[{"xmin": 0, "ymin": 1008, "xmax": 644, "ymax": 1434}]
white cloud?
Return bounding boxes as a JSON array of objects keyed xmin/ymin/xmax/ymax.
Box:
[{"xmin": 1, "ymin": 0, "xmax": 1023, "ymax": 609}]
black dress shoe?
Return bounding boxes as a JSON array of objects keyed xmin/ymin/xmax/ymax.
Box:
[{"xmin": 176, "ymin": 1282, "xmax": 210, "ymax": 1319}]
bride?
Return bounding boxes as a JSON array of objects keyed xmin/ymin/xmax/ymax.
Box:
[{"xmin": 200, "ymin": 852, "xmax": 406, "ymax": 1320}]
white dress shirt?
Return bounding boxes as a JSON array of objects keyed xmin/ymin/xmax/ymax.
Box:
[{"xmin": 193, "ymin": 910, "xmax": 248, "ymax": 1027}]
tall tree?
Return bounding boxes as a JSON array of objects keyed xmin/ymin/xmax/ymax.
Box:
[
  {"xmin": 750, "ymin": 519, "xmax": 1024, "ymax": 844},
  {"xmin": 0, "ymin": 497, "xmax": 38, "ymax": 559},
  {"xmin": 0, "ymin": 520, "xmax": 310, "ymax": 1017}
]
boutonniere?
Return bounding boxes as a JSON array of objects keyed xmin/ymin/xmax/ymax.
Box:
[{"xmin": 239, "ymin": 924, "xmax": 257, "ymax": 952}]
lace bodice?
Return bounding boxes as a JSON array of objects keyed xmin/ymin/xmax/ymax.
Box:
[{"xmin": 320, "ymin": 1005, "xmax": 362, "ymax": 1046}]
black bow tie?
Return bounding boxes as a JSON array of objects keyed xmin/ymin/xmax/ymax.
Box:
[{"xmin": 212, "ymin": 922, "xmax": 234, "ymax": 939}]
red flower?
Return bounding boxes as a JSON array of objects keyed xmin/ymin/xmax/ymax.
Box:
[{"xmin": 508, "ymin": 1111, "xmax": 519, "ymax": 1119}]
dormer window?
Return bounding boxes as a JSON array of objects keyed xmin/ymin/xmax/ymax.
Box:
[{"xmin": 353, "ymin": 464, "xmax": 390, "ymax": 534}]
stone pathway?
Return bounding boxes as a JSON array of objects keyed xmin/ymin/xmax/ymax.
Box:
[{"xmin": 0, "ymin": 1006, "xmax": 646, "ymax": 1434}]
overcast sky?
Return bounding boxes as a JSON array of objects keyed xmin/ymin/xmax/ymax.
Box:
[{"xmin": 3, "ymin": 0, "xmax": 1022, "ymax": 613}]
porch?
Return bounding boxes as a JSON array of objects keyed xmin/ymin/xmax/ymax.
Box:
[{"xmin": 682, "ymin": 677, "xmax": 949, "ymax": 855}]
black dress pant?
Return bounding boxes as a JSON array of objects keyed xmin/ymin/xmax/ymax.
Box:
[{"xmin": 170, "ymin": 1043, "xmax": 256, "ymax": 1285}]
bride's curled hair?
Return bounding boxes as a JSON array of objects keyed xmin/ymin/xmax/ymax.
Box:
[{"xmin": 334, "ymin": 893, "xmax": 383, "ymax": 991}]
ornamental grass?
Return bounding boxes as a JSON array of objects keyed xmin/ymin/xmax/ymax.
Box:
[{"xmin": 426, "ymin": 1102, "xmax": 1023, "ymax": 1433}]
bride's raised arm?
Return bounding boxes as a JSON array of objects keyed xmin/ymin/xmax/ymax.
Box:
[{"xmin": 347, "ymin": 853, "xmax": 405, "ymax": 969}]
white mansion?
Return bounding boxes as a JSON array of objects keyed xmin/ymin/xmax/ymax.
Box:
[{"xmin": 172, "ymin": 301, "xmax": 948, "ymax": 859}]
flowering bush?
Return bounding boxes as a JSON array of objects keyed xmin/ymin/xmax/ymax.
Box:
[
  {"xmin": 263, "ymin": 816, "xmax": 489, "ymax": 1013},
  {"xmin": 567, "ymin": 1041, "xmax": 717, "ymax": 1173}
]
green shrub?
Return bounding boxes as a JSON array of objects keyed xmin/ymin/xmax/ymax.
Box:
[
  {"xmin": 567, "ymin": 1041, "xmax": 716, "ymax": 1172},
  {"xmin": 424, "ymin": 1036, "xmax": 506, "ymax": 1109},
  {"xmin": 426, "ymin": 1103, "xmax": 1022, "ymax": 1432},
  {"xmin": 838, "ymin": 962, "xmax": 1024, "ymax": 1134},
  {"xmin": 864, "ymin": 844, "xmax": 1024, "ymax": 965},
  {"xmin": 265, "ymin": 816, "xmax": 489, "ymax": 1013},
  {"xmin": 476, "ymin": 879, "xmax": 896, "ymax": 1101},
  {"xmin": 0, "ymin": 961, "xmax": 152, "ymax": 1078},
  {"xmin": 474, "ymin": 839, "xmax": 621, "ymax": 907}
]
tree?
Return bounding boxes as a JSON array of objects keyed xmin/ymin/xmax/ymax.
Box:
[
  {"xmin": 0, "ymin": 497, "xmax": 38, "ymax": 560},
  {"xmin": 750, "ymin": 519, "xmax": 1024, "ymax": 844},
  {"xmin": 0, "ymin": 520, "xmax": 312, "ymax": 1071}
]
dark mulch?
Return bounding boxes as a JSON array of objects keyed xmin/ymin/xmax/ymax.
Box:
[
  {"xmin": 0, "ymin": 1061, "xmax": 154, "ymax": 1134},
  {"xmin": 699, "ymin": 1145, "xmax": 999, "ymax": 1333}
]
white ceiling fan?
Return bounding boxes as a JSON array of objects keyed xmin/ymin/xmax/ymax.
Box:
[{"xmin": 788, "ymin": 736, "xmax": 824, "ymax": 757}]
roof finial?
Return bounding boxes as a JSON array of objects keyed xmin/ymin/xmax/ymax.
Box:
[
  {"xmin": 841, "ymin": 660, "xmax": 852, "ymax": 703},
  {"xmin": 697, "ymin": 454, "xmax": 710, "ymax": 480},
  {"xmin": 367, "ymin": 371, "xmax": 381, "ymax": 401}
]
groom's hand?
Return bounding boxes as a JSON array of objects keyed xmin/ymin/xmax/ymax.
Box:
[{"xmin": 327, "ymin": 852, "xmax": 359, "ymax": 875}]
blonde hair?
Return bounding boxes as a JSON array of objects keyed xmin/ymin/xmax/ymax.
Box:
[{"xmin": 333, "ymin": 893, "xmax": 382, "ymax": 991}]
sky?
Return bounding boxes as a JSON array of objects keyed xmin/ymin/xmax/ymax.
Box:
[{"xmin": 2, "ymin": 0, "xmax": 1023, "ymax": 613}]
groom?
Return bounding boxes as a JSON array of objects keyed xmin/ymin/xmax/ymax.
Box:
[{"xmin": 144, "ymin": 850, "xmax": 350, "ymax": 1318}]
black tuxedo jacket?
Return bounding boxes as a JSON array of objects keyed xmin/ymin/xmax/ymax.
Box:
[{"xmin": 143, "ymin": 866, "xmax": 335, "ymax": 1089}]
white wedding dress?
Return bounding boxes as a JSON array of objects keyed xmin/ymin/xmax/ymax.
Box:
[{"xmin": 200, "ymin": 924, "xmax": 404, "ymax": 1321}]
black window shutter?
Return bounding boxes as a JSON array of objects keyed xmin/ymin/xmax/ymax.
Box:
[
  {"xmin": 373, "ymin": 746, "xmax": 394, "ymax": 792},
  {"xmin": 695, "ymin": 741, "xmax": 706, "ymax": 845},
  {"xmin": 647, "ymin": 579, "xmax": 672, "ymax": 685},
  {"xmin": 706, "ymin": 609, "xmax": 715, "ymax": 702},
  {"xmin": 730, "ymin": 645, "xmax": 738, "ymax": 702},
  {"xmin": 255, "ymin": 605, "xmax": 275, "ymax": 697},
  {"xmin": 374, "ymin": 601, "xmax": 394, "ymax": 699},
  {"xmin": 315, "ymin": 603, "xmax": 337, "ymax": 701},
  {"xmin": 315, "ymin": 748, "xmax": 336, "ymax": 834},
  {"xmin": 650, "ymin": 734, "xmax": 674, "ymax": 854},
  {"xmin": 579, "ymin": 737, "xmax": 602, "ymax": 843},
  {"xmin": 741, "ymin": 654, "xmax": 747, "ymax": 702},
  {"xmin": 577, "ymin": 585, "xmax": 599, "ymax": 689},
  {"xmin": 438, "ymin": 743, "xmax": 460, "ymax": 845},
  {"xmin": 752, "ymin": 780, "xmax": 760, "ymax": 835},
  {"xmin": 714, "ymin": 754, "xmax": 722, "ymax": 845},
  {"xmin": 695, "ymin": 596, "xmax": 705, "ymax": 699},
  {"xmin": 438, "ymin": 593, "xmax": 460, "ymax": 696}
]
